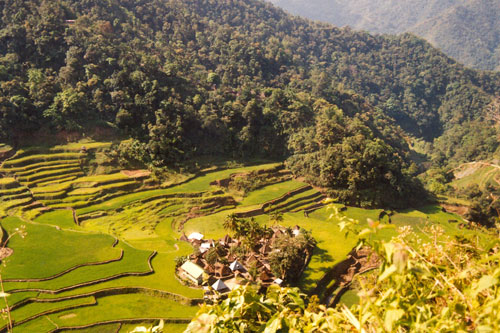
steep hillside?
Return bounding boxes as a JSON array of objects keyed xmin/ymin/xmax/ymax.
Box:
[
  {"xmin": 413, "ymin": 0, "xmax": 500, "ymax": 72},
  {"xmin": 268, "ymin": 0, "xmax": 462, "ymax": 34},
  {"xmin": 268, "ymin": 0, "xmax": 500, "ymax": 71},
  {"xmin": 0, "ymin": 0, "xmax": 499, "ymax": 205}
]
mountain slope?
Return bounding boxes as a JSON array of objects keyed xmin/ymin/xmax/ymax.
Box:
[
  {"xmin": 268, "ymin": 0, "xmax": 462, "ymax": 34},
  {"xmin": 0, "ymin": 0, "xmax": 499, "ymax": 205},
  {"xmin": 413, "ymin": 0, "xmax": 500, "ymax": 71},
  {"xmin": 268, "ymin": 0, "xmax": 500, "ymax": 71}
]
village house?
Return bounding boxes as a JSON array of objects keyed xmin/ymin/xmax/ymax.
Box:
[
  {"xmin": 188, "ymin": 232, "xmax": 204, "ymax": 241},
  {"xmin": 212, "ymin": 279, "xmax": 230, "ymax": 293},
  {"xmin": 179, "ymin": 261, "xmax": 205, "ymax": 285},
  {"xmin": 229, "ymin": 260, "xmax": 245, "ymax": 272},
  {"xmin": 179, "ymin": 225, "xmax": 314, "ymax": 294}
]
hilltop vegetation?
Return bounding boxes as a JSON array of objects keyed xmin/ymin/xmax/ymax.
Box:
[
  {"xmin": 1, "ymin": 0, "xmax": 499, "ymax": 206},
  {"xmin": 412, "ymin": 0, "xmax": 500, "ymax": 72},
  {"xmin": 268, "ymin": 0, "xmax": 500, "ymax": 71}
]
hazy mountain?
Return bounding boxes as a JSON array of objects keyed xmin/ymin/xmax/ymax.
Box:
[
  {"xmin": 413, "ymin": 0, "xmax": 500, "ymax": 71},
  {"xmin": 268, "ymin": 0, "xmax": 500, "ymax": 71}
]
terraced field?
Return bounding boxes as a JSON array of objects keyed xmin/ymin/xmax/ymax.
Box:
[
  {"xmin": 451, "ymin": 161, "xmax": 500, "ymax": 190},
  {"xmin": 0, "ymin": 140, "xmax": 473, "ymax": 332}
]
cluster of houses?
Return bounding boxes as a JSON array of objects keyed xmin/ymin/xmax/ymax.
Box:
[{"xmin": 177, "ymin": 228, "xmax": 300, "ymax": 295}]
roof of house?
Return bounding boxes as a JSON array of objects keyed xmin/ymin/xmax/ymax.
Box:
[
  {"xmin": 201, "ymin": 241, "xmax": 213, "ymax": 248},
  {"xmin": 188, "ymin": 232, "xmax": 204, "ymax": 241},
  {"xmin": 229, "ymin": 260, "xmax": 245, "ymax": 272},
  {"xmin": 260, "ymin": 243, "xmax": 271, "ymax": 254},
  {"xmin": 193, "ymin": 257, "xmax": 205, "ymax": 267},
  {"xmin": 246, "ymin": 253, "xmax": 261, "ymax": 265},
  {"xmin": 180, "ymin": 261, "xmax": 205, "ymax": 279},
  {"xmin": 214, "ymin": 263, "xmax": 232, "ymax": 277},
  {"xmin": 212, "ymin": 279, "xmax": 229, "ymax": 291},
  {"xmin": 221, "ymin": 234, "xmax": 232, "ymax": 245}
]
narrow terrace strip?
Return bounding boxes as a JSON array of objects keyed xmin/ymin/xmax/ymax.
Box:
[
  {"xmin": 9, "ymin": 286, "xmax": 203, "ymax": 313},
  {"xmin": 6, "ymin": 252, "xmax": 157, "ymax": 295},
  {"xmin": 47, "ymin": 317, "xmax": 192, "ymax": 333},
  {"xmin": 4, "ymin": 239, "xmax": 122, "ymax": 283},
  {"xmin": 0, "ymin": 297, "xmax": 97, "ymax": 332}
]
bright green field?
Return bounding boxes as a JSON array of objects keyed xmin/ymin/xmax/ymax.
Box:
[
  {"xmin": 240, "ymin": 180, "xmax": 307, "ymax": 206},
  {"xmin": 4, "ymin": 242, "xmax": 151, "ymax": 294},
  {"xmin": 0, "ymin": 217, "xmax": 119, "ymax": 279},
  {"xmin": 47, "ymin": 294, "xmax": 197, "ymax": 327}
]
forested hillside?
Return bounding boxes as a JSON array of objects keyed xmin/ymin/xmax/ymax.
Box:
[
  {"xmin": 0, "ymin": 0, "xmax": 499, "ymax": 206},
  {"xmin": 268, "ymin": 0, "xmax": 500, "ymax": 71}
]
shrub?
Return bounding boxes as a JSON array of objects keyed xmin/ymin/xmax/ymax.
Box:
[{"xmin": 187, "ymin": 214, "xmax": 500, "ymax": 332}]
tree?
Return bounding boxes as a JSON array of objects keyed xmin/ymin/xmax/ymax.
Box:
[
  {"xmin": 268, "ymin": 229, "xmax": 316, "ymax": 282},
  {"xmin": 206, "ymin": 72, "xmax": 220, "ymax": 86},
  {"xmin": 223, "ymin": 214, "xmax": 242, "ymax": 235}
]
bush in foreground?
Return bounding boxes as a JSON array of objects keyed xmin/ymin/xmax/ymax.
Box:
[{"xmin": 186, "ymin": 222, "xmax": 500, "ymax": 332}]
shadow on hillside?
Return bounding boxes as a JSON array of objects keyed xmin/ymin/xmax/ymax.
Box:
[{"xmin": 298, "ymin": 246, "xmax": 334, "ymax": 291}]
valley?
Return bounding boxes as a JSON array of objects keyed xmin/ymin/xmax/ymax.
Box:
[{"xmin": 0, "ymin": 140, "xmax": 476, "ymax": 332}]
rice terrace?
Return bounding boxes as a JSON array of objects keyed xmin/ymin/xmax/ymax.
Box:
[{"xmin": 0, "ymin": 139, "xmax": 479, "ymax": 332}]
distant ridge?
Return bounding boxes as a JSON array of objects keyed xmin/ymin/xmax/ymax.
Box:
[{"xmin": 268, "ymin": 0, "xmax": 500, "ymax": 71}]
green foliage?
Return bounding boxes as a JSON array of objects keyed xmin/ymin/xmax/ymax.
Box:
[
  {"xmin": 186, "ymin": 285, "xmax": 309, "ymax": 332},
  {"xmin": 421, "ymin": 167, "xmax": 453, "ymax": 194},
  {"xmin": 458, "ymin": 184, "xmax": 500, "ymax": 227},
  {"xmin": 0, "ymin": 0, "xmax": 498, "ymax": 175},
  {"xmin": 286, "ymin": 101, "xmax": 428, "ymax": 208},
  {"xmin": 223, "ymin": 214, "xmax": 268, "ymax": 248},
  {"xmin": 432, "ymin": 121, "xmax": 500, "ymax": 166},
  {"xmin": 269, "ymin": 228, "xmax": 316, "ymax": 282}
]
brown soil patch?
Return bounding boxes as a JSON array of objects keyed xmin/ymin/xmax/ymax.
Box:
[
  {"xmin": 336, "ymin": 247, "xmax": 380, "ymax": 287},
  {"xmin": 0, "ymin": 248, "xmax": 13, "ymax": 260},
  {"xmin": 454, "ymin": 162, "xmax": 482, "ymax": 179},
  {"xmin": 440, "ymin": 204, "xmax": 469, "ymax": 217},
  {"xmin": 121, "ymin": 170, "xmax": 151, "ymax": 178},
  {"xmin": 59, "ymin": 313, "xmax": 77, "ymax": 320}
]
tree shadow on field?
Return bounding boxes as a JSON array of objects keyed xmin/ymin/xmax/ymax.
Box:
[{"xmin": 297, "ymin": 246, "xmax": 334, "ymax": 292}]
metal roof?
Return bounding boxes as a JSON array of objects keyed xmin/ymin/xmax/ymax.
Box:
[{"xmin": 180, "ymin": 261, "xmax": 205, "ymax": 279}]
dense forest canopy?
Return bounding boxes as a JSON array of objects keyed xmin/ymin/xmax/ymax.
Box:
[
  {"xmin": 268, "ymin": 0, "xmax": 500, "ymax": 71},
  {"xmin": 0, "ymin": 0, "xmax": 499, "ymax": 207}
]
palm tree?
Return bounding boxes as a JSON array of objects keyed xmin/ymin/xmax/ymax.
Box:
[
  {"xmin": 223, "ymin": 214, "xmax": 241, "ymax": 235},
  {"xmin": 269, "ymin": 212, "xmax": 283, "ymax": 226}
]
